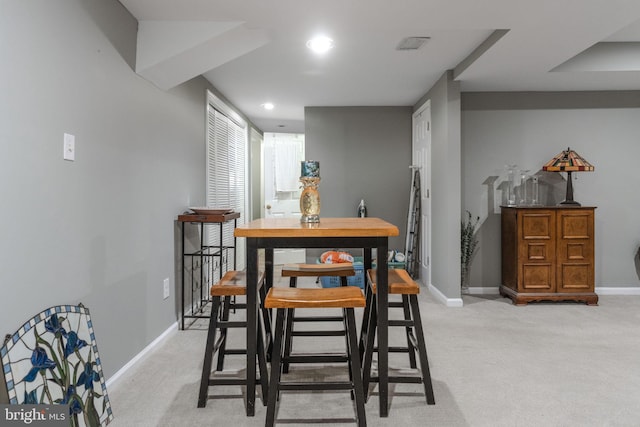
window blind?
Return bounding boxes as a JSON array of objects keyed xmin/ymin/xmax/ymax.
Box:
[{"xmin": 206, "ymin": 94, "xmax": 247, "ymax": 273}]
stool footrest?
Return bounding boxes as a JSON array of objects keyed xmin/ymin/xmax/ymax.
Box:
[
  {"xmin": 372, "ymin": 346, "xmax": 411, "ymax": 354},
  {"xmin": 219, "ymin": 349, "xmax": 246, "ymax": 355},
  {"xmin": 292, "ymin": 330, "xmax": 345, "ymax": 337},
  {"xmin": 285, "ymin": 354, "xmax": 348, "ymax": 364},
  {"xmin": 369, "ymin": 376, "xmax": 423, "ymax": 384},
  {"xmin": 279, "ymin": 382, "xmax": 354, "ymax": 391},
  {"xmin": 216, "ymin": 321, "xmax": 247, "ymax": 328},
  {"xmin": 293, "ymin": 316, "xmax": 344, "ymax": 322},
  {"xmin": 388, "ymin": 319, "xmax": 413, "ymax": 327},
  {"xmin": 208, "ymin": 378, "xmax": 266, "ymax": 386},
  {"xmin": 229, "ymin": 303, "xmax": 247, "ymax": 309}
]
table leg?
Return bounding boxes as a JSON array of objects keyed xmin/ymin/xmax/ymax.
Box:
[
  {"xmin": 377, "ymin": 238, "xmax": 389, "ymax": 417},
  {"xmin": 265, "ymin": 248, "xmax": 274, "ymax": 290},
  {"xmin": 246, "ymin": 239, "xmax": 258, "ymax": 416}
]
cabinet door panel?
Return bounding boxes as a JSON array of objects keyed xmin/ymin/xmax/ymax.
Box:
[
  {"xmin": 518, "ymin": 210, "xmax": 555, "ymax": 292},
  {"xmin": 560, "ymin": 263, "xmax": 592, "ymax": 290},
  {"xmin": 522, "ymin": 263, "xmax": 554, "ymax": 290},
  {"xmin": 521, "ymin": 212, "xmax": 553, "ymax": 241},
  {"xmin": 557, "ymin": 210, "xmax": 594, "ymax": 293}
]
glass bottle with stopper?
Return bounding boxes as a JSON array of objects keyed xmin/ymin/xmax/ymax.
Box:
[{"xmin": 357, "ymin": 199, "xmax": 367, "ymax": 217}]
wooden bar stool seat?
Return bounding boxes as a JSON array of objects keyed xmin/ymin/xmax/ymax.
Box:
[
  {"xmin": 359, "ymin": 268, "xmax": 435, "ymax": 405},
  {"xmin": 279, "ymin": 263, "xmax": 355, "ymax": 373},
  {"xmin": 264, "ymin": 286, "xmax": 367, "ymax": 427},
  {"xmin": 197, "ymin": 270, "xmax": 269, "ymax": 408}
]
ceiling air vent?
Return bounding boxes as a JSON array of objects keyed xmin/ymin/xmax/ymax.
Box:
[{"xmin": 396, "ymin": 37, "xmax": 430, "ymax": 51}]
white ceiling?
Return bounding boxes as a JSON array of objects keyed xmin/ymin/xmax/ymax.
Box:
[{"xmin": 119, "ymin": 0, "xmax": 640, "ymax": 133}]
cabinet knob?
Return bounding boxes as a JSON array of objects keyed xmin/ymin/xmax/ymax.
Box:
[{"xmin": 266, "ymin": 204, "xmax": 272, "ymax": 210}]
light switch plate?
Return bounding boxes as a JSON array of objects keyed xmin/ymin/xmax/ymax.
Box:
[
  {"xmin": 64, "ymin": 133, "xmax": 75, "ymax": 161},
  {"xmin": 163, "ymin": 278, "xmax": 170, "ymax": 299}
]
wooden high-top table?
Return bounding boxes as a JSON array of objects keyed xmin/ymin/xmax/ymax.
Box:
[{"xmin": 235, "ymin": 217, "xmax": 399, "ymax": 417}]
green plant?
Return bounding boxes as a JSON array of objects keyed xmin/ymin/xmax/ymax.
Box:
[{"xmin": 461, "ymin": 210, "xmax": 480, "ymax": 288}]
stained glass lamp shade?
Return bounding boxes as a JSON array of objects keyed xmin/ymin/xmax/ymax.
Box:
[{"xmin": 542, "ymin": 147, "xmax": 594, "ymax": 206}]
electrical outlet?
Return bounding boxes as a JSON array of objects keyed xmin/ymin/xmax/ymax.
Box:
[{"xmin": 163, "ymin": 278, "xmax": 170, "ymax": 299}]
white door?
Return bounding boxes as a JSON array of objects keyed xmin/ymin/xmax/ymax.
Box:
[
  {"xmin": 263, "ymin": 133, "xmax": 306, "ymax": 264},
  {"xmin": 412, "ymin": 102, "xmax": 431, "ymax": 286}
]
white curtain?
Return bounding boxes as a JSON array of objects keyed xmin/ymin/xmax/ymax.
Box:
[{"xmin": 274, "ymin": 139, "xmax": 302, "ymax": 192}]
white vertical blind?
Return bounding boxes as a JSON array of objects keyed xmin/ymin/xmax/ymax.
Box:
[{"xmin": 206, "ymin": 92, "xmax": 248, "ymax": 272}]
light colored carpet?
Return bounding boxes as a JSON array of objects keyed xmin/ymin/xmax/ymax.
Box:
[{"xmin": 107, "ymin": 274, "xmax": 640, "ymax": 427}]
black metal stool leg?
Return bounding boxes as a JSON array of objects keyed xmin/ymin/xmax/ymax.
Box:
[
  {"xmin": 409, "ymin": 294, "xmax": 435, "ymax": 404},
  {"xmin": 266, "ymin": 308, "xmax": 286, "ymax": 427},
  {"xmin": 359, "ymin": 281, "xmax": 374, "ymax": 363},
  {"xmin": 215, "ymin": 296, "xmax": 232, "ymax": 371},
  {"xmin": 362, "ymin": 292, "xmax": 377, "ymax": 400},
  {"xmin": 282, "ymin": 277, "xmax": 296, "ymax": 373},
  {"xmin": 402, "ymin": 294, "xmax": 418, "ymax": 369},
  {"xmin": 198, "ymin": 296, "xmax": 221, "ymax": 407},
  {"xmin": 345, "ymin": 307, "xmax": 367, "ymax": 427},
  {"xmin": 259, "ymin": 280, "xmax": 273, "ymax": 362},
  {"xmin": 257, "ymin": 312, "xmax": 269, "ymax": 406}
]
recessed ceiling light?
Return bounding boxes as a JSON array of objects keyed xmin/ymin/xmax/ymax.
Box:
[
  {"xmin": 262, "ymin": 102, "xmax": 275, "ymax": 110},
  {"xmin": 306, "ymin": 36, "xmax": 334, "ymax": 54}
]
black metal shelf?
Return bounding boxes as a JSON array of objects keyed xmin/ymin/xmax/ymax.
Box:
[{"xmin": 178, "ymin": 213, "xmax": 239, "ymax": 329}]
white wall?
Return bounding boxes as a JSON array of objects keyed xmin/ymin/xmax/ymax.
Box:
[
  {"xmin": 305, "ymin": 106, "xmax": 412, "ymax": 253},
  {"xmin": 462, "ymin": 92, "xmax": 640, "ymax": 288}
]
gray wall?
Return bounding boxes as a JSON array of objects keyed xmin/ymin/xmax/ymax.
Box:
[
  {"xmin": 304, "ymin": 107, "xmax": 412, "ymax": 253},
  {"xmin": 462, "ymin": 92, "xmax": 640, "ymax": 289},
  {"xmin": 0, "ymin": 0, "xmax": 210, "ymax": 379},
  {"xmin": 414, "ymin": 71, "xmax": 463, "ymax": 300}
]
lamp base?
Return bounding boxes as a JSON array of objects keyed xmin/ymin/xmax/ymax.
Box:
[
  {"xmin": 558, "ymin": 171, "xmax": 581, "ymax": 206},
  {"xmin": 300, "ymin": 214, "xmax": 320, "ymax": 223}
]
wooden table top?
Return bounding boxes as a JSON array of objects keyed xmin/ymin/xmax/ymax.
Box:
[{"xmin": 234, "ymin": 217, "xmax": 399, "ymax": 238}]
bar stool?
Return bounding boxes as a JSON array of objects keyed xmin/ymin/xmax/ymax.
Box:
[
  {"xmin": 280, "ymin": 263, "xmax": 355, "ymax": 373},
  {"xmin": 265, "ymin": 286, "xmax": 367, "ymax": 427},
  {"xmin": 197, "ymin": 270, "xmax": 270, "ymax": 408},
  {"xmin": 359, "ymin": 268, "xmax": 435, "ymax": 405}
]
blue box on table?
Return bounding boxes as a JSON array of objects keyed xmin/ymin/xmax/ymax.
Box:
[{"xmin": 317, "ymin": 257, "xmax": 405, "ymax": 289}]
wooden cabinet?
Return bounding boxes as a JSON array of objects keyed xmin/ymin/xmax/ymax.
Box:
[{"xmin": 500, "ymin": 206, "xmax": 598, "ymax": 305}]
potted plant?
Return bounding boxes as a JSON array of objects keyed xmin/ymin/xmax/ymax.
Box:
[{"xmin": 461, "ymin": 210, "xmax": 480, "ymax": 294}]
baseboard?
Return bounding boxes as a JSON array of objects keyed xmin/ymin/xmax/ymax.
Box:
[
  {"xmin": 468, "ymin": 286, "xmax": 500, "ymax": 295},
  {"xmin": 595, "ymin": 286, "xmax": 640, "ymax": 295},
  {"xmin": 427, "ymin": 283, "xmax": 463, "ymax": 307},
  {"xmin": 465, "ymin": 286, "xmax": 640, "ymax": 296},
  {"xmin": 106, "ymin": 321, "xmax": 178, "ymax": 389}
]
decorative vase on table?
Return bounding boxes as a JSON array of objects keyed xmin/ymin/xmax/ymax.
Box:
[
  {"xmin": 300, "ymin": 160, "xmax": 321, "ymax": 223},
  {"xmin": 505, "ymin": 165, "xmax": 518, "ymax": 206},
  {"xmin": 517, "ymin": 170, "xmax": 530, "ymax": 206}
]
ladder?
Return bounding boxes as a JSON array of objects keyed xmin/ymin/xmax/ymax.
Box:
[{"xmin": 404, "ymin": 167, "xmax": 421, "ymax": 279}]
